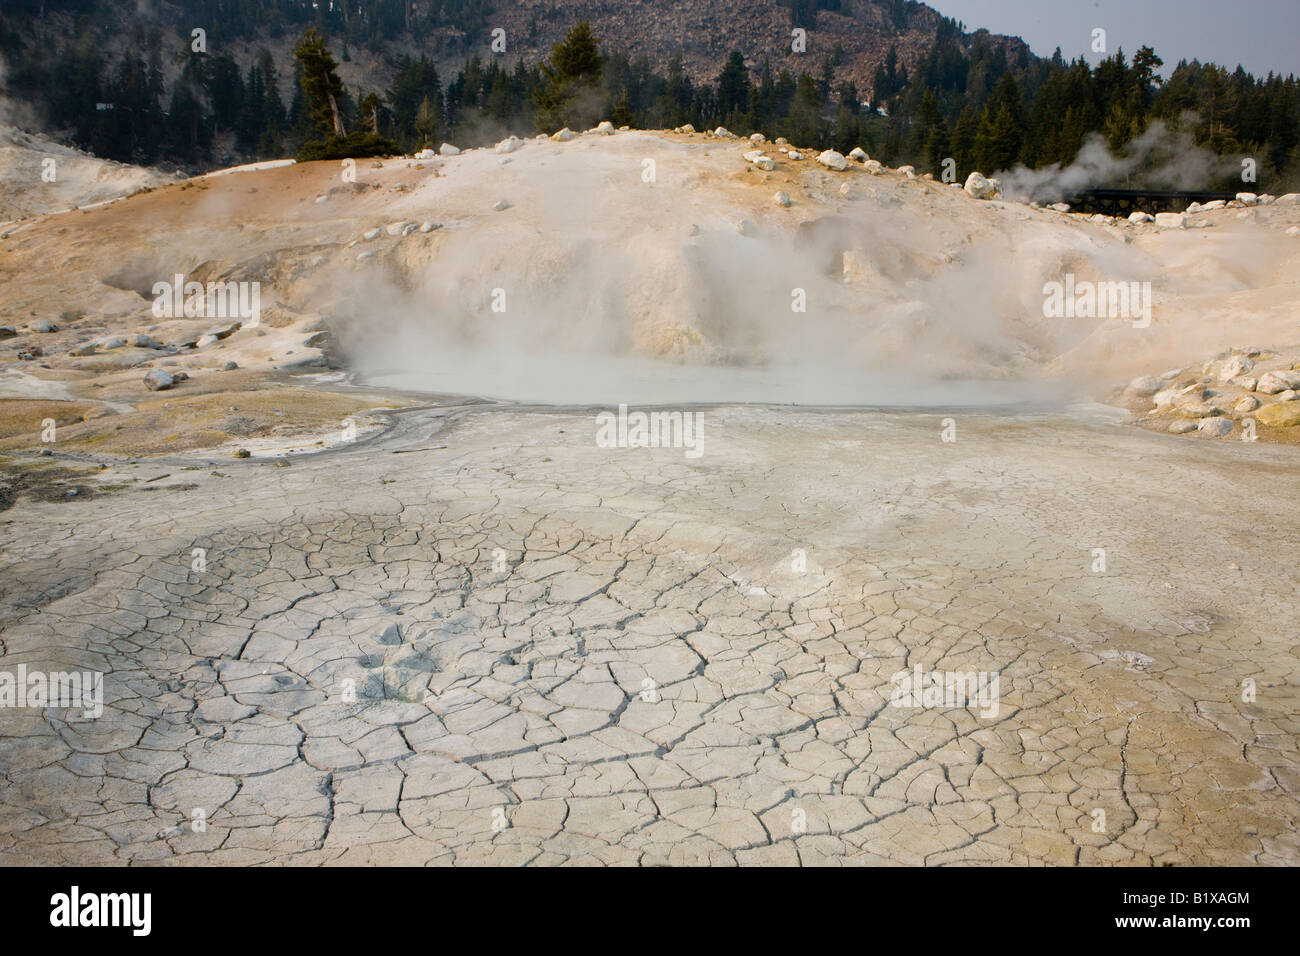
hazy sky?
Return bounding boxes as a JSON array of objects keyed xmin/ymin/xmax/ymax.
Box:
[{"xmin": 931, "ymin": 0, "xmax": 1300, "ymax": 78}]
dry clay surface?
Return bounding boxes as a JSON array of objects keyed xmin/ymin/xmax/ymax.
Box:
[{"xmin": 1, "ymin": 404, "xmax": 1297, "ymax": 865}]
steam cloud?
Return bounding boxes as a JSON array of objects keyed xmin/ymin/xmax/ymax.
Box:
[{"xmin": 995, "ymin": 120, "xmax": 1240, "ymax": 204}]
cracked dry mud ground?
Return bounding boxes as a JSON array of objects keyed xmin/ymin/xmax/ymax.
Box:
[{"xmin": 1, "ymin": 405, "xmax": 1298, "ymax": 866}]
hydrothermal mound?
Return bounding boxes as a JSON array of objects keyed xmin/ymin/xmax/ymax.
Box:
[{"xmin": 0, "ymin": 129, "xmax": 1298, "ymax": 866}]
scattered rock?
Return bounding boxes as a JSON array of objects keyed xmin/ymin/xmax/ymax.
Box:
[
  {"xmin": 749, "ymin": 132, "xmax": 766, "ymax": 143},
  {"xmin": 743, "ymin": 150, "xmax": 774, "ymax": 170},
  {"xmin": 1234, "ymin": 394, "xmax": 1261, "ymax": 413},
  {"xmin": 713, "ymin": 126, "xmax": 733, "ymax": 137},
  {"xmin": 143, "ymin": 369, "xmax": 174, "ymax": 391},
  {"xmin": 1128, "ymin": 211, "xmax": 1154, "ymax": 224},
  {"xmin": 897, "ymin": 164, "xmax": 916, "ymax": 178},
  {"xmin": 1257, "ymin": 370, "xmax": 1300, "ymax": 393},
  {"xmin": 593, "ymin": 121, "xmax": 615, "ymax": 135},
  {"xmin": 1168, "ymin": 420, "xmax": 1198, "ymax": 434},
  {"xmin": 1155, "ymin": 212, "xmax": 1186, "ymax": 228},
  {"xmin": 964, "ymin": 171, "xmax": 999, "ymax": 199},
  {"xmin": 363, "ymin": 228, "xmax": 381, "ymax": 240},
  {"xmin": 817, "ymin": 149, "xmax": 848, "ymax": 171},
  {"xmin": 439, "ymin": 143, "xmax": 461, "ymax": 155},
  {"xmin": 1235, "ymin": 192, "xmax": 1258, "ymax": 206},
  {"xmin": 69, "ymin": 343, "xmax": 97, "ymax": 357},
  {"xmin": 848, "ymin": 147, "xmax": 869, "ymax": 163},
  {"xmin": 1127, "ymin": 375, "xmax": 1163, "ymax": 396},
  {"xmin": 1197, "ymin": 417, "xmax": 1234, "ymax": 437},
  {"xmin": 419, "ymin": 221, "xmax": 440, "ymax": 233},
  {"xmin": 234, "ymin": 448, "xmax": 251, "ymax": 458},
  {"xmin": 0, "ymin": 326, "xmax": 15, "ymax": 338},
  {"xmin": 864, "ymin": 160, "xmax": 884, "ymax": 175},
  {"xmin": 1257, "ymin": 403, "xmax": 1300, "ymax": 427},
  {"xmin": 413, "ymin": 148, "xmax": 436, "ymax": 160},
  {"xmin": 550, "ymin": 128, "xmax": 575, "ymax": 142},
  {"xmin": 30, "ymin": 319, "xmax": 56, "ymax": 333},
  {"xmin": 197, "ymin": 334, "xmax": 219, "ymax": 348},
  {"xmin": 787, "ymin": 150, "xmax": 802, "ymax": 160},
  {"xmin": 493, "ymin": 199, "xmax": 511, "ymax": 211},
  {"xmin": 222, "ymin": 360, "xmax": 238, "ymax": 371},
  {"xmin": 101, "ymin": 336, "xmax": 127, "ymax": 350},
  {"xmin": 1277, "ymin": 389, "xmax": 1300, "ymax": 402},
  {"xmin": 1208, "ymin": 355, "xmax": 1255, "ymax": 382},
  {"xmin": 773, "ymin": 191, "xmax": 791, "ymax": 207},
  {"xmin": 385, "ymin": 220, "xmax": 409, "ymax": 236},
  {"xmin": 495, "ymin": 136, "xmax": 524, "ymax": 154}
]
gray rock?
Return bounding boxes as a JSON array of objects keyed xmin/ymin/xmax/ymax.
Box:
[
  {"xmin": 30, "ymin": 319, "xmax": 56, "ymax": 333},
  {"xmin": 1127, "ymin": 375, "xmax": 1163, "ymax": 396},
  {"xmin": 493, "ymin": 199, "xmax": 511, "ymax": 211},
  {"xmin": 773, "ymin": 191, "xmax": 792, "ymax": 208},
  {"xmin": 1197, "ymin": 417, "xmax": 1234, "ymax": 437},
  {"xmin": 1257, "ymin": 370, "xmax": 1300, "ymax": 393},
  {"xmin": 0, "ymin": 325, "xmax": 17, "ymax": 338},
  {"xmin": 143, "ymin": 369, "xmax": 174, "ymax": 391},
  {"xmin": 1168, "ymin": 420, "xmax": 1198, "ymax": 434}
]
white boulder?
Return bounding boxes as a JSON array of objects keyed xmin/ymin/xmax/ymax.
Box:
[
  {"xmin": 817, "ymin": 149, "xmax": 848, "ymax": 171},
  {"xmin": 964, "ymin": 171, "xmax": 999, "ymax": 199},
  {"xmin": 1257, "ymin": 370, "xmax": 1300, "ymax": 393}
]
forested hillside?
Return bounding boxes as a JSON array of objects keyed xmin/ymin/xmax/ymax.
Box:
[{"xmin": 2, "ymin": 0, "xmax": 1296, "ymax": 190}]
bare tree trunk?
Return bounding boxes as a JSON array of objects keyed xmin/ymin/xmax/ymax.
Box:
[{"xmin": 328, "ymin": 93, "xmax": 345, "ymax": 136}]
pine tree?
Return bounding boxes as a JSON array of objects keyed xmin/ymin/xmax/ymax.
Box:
[{"xmin": 294, "ymin": 29, "xmax": 347, "ymax": 137}]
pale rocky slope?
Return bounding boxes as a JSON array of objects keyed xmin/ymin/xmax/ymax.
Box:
[{"xmin": 2, "ymin": 125, "xmax": 1299, "ymax": 452}]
